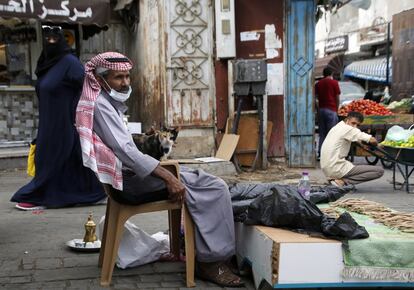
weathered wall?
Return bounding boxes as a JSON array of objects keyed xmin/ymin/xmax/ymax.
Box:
[
  {"xmin": 286, "ymin": 0, "xmax": 315, "ymax": 167},
  {"xmin": 80, "ymin": 24, "xmax": 129, "ymax": 63},
  {"xmin": 231, "ymin": 0, "xmax": 285, "ymax": 157},
  {"xmin": 392, "ymin": 8, "xmax": 414, "ymax": 100},
  {"xmin": 127, "ymin": 0, "xmax": 165, "ymax": 129}
]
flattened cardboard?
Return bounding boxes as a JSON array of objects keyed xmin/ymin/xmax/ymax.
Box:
[
  {"xmin": 215, "ymin": 134, "xmax": 240, "ymax": 161},
  {"xmin": 176, "ymin": 134, "xmax": 239, "ymax": 164}
]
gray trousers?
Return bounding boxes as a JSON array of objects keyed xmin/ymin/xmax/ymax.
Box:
[
  {"xmin": 342, "ymin": 165, "xmax": 384, "ymax": 185},
  {"xmin": 120, "ymin": 166, "xmax": 236, "ymax": 263}
]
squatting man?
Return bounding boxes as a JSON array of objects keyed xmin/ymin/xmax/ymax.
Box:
[{"xmin": 320, "ymin": 111, "xmax": 384, "ymax": 187}]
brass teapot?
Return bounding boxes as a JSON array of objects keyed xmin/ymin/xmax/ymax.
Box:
[{"xmin": 83, "ymin": 213, "xmax": 97, "ymax": 243}]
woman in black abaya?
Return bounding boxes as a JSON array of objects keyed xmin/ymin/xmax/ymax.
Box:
[{"xmin": 11, "ymin": 26, "xmax": 105, "ymax": 210}]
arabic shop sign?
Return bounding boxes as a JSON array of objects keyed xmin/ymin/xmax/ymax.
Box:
[
  {"xmin": 0, "ymin": 0, "xmax": 110, "ymax": 25},
  {"xmin": 325, "ymin": 35, "xmax": 348, "ymax": 54}
]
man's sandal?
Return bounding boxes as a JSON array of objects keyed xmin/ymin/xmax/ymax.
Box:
[
  {"xmin": 196, "ymin": 261, "xmax": 245, "ymax": 287},
  {"xmin": 329, "ymin": 179, "xmax": 345, "ymax": 187}
]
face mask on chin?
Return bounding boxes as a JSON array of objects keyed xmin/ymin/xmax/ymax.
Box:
[
  {"xmin": 101, "ymin": 77, "xmax": 132, "ymax": 102},
  {"xmin": 109, "ymin": 86, "xmax": 132, "ymax": 102}
]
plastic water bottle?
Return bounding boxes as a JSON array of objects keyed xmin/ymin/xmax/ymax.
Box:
[
  {"xmin": 383, "ymin": 86, "xmax": 391, "ymax": 104},
  {"xmin": 298, "ymin": 172, "xmax": 311, "ymax": 199}
]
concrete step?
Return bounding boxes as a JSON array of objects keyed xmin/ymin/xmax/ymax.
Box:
[
  {"xmin": 0, "ymin": 146, "xmax": 237, "ymax": 176},
  {"xmin": 0, "ymin": 146, "xmax": 29, "ymax": 170},
  {"xmin": 181, "ymin": 161, "xmax": 237, "ymax": 176}
]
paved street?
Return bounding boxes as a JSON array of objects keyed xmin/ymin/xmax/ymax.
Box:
[
  {"xmin": 0, "ymin": 161, "xmax": 413, "ymax": 290},
  {"xmin": 0, "ymin": 168, "xmax": 256, "ymax": 290}
]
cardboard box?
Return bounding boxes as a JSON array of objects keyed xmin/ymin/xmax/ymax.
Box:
[{"xmin": 235, "ymin": 223, "xmax": 414, "ymax": 288}]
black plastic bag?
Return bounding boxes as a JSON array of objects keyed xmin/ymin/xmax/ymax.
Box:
[
  {"xmin": 230, "ymin": 183, "xmax": 368, "ymax": 240},
  {"xmin": 309, "ymin": 185, "xmax": 354, "ymax": 204},
  {"xmin": 244, "ymin": 185, "xmax": 324, "ymax": 232},
  {"xmin": 321, "ymin": 212, "xmax": 369, "ymax": 239}
]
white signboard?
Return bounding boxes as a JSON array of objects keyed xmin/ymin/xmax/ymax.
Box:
[
  {"xmin": 266, "ymin": 63, "xmax": 284, "ymax": 95},
  {"xmin": 240, "ymin": 31, "xmax": 260, "ymax": 42}
]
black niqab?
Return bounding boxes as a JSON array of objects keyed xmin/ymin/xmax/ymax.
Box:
[{"xmin": 35, "ymin": 30, "xmax": 71, "ymax": 78}]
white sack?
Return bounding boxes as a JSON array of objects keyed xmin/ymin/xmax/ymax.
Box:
[{"xmin": 98, "ymin": 216, "xmax": 170, "ymax": 269}]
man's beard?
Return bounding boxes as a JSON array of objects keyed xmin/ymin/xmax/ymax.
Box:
[{"xmin": 118, "ymin": 86, "xmax": 129, "ymax": 93}]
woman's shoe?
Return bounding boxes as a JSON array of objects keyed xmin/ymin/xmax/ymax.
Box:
[{"xmin": 15, "ymin": 203, "xmax": 46, "ymax": 211}]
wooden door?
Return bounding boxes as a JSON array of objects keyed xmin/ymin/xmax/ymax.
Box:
[{"xmin": 165, "ymin": 0, "xmax": 214, "ymax": 127}]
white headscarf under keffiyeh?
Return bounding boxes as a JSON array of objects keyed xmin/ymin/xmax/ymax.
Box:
[{"xmin": 76, "ymin": 52, "xmax": 133, "ymax": 190}]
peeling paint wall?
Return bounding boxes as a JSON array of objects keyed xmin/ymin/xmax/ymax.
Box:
[
  {"xmin": 127, "ymin": 0, "xmax": 165, "ymax": 129},
  {"xmin": 230, "ymin": 0, "xmax": 285, "ymax": 157},
  {"xmin": 286, "ymin": 0, "xmax": 315, "ymax": 167},
  {"xmin": 80, "ymin": 24, "xmax": 129, "ymax": 63}
]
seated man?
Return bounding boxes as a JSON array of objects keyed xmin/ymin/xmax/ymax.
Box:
[
  {"xmin": 320, "ymin": 111, "xmax": 384, "ymax": 187},
  {"xmin": 75, "ymin": 52, "xmax": 243, "ymax": 287}
]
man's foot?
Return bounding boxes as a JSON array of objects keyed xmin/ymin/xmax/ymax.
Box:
[
  {"xmin": 15, "ymin": 203, "xmax": 46, "ymax": 211},
  {"xmin": 196, "ymin": 261, "xmax": 244, "ymax": 287},
  {"xmin": 329, "ymin": 179, "xmax": 345, "ymax": 187}
]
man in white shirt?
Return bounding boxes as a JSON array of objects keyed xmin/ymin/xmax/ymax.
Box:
[{"xmin": 320, "ymin": 111, "xmax": 384, "ymax": 186}]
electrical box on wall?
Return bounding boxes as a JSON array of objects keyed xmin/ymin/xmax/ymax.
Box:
[
  {"xmin": 215, "ymin": 0, "xmax": 235, "ymax": 59},
  {"xmin": 233, "ymin": 59, "xmax": 267, "ymax": 95}
]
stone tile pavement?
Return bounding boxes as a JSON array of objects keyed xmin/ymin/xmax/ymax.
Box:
[{"xmin": 1, "ymin": 159, "xmax": 413, "ymax": 290}]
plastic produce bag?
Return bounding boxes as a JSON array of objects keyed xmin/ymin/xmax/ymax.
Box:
[
  {"xmin": 26, "ymin": 140, "xmax": 36, "ymax": 177},
  {"xmin": 385, "ymin": 125, "xmax": 414, "ymax": 142},
  {"xmin": 98, "ymin": 216, "xmax": 170, "ymax": 269}
]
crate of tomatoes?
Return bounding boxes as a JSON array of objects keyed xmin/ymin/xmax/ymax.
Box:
[
  {"xmin": 338, "ymin": 99, "xmax": 394, "ymax": 125},
  {"xmin": 338, "ymin": 99, "xmax": 393, "ymax": 116}
]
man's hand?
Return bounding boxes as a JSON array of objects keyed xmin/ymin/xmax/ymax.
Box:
[
  {"xmin": 152, "ymin": 164, "xmax": 185, "ymax": 203},
  {"xmin": 164, "ymin": 176, "xmax": 186, "ymax": 202},
  {"xmin": 369, "ymin": 137, "xmax": 378, "ymax": 146}
]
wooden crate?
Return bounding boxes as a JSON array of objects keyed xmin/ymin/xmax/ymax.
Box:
[
  {"xmin": 392, "ymin": 114, "xmax": 414, "ymax": 125},
  {"xmin": 362, "ymin": 115, "xmax": 395, "ymax": 125},
  {"xmin": 362, "ymin": 114, "xmax": 414, "ymax": 125}
]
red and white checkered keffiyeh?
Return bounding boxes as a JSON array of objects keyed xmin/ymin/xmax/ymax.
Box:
[{"xmin": 76, "ymin": 52, "xmax": 133, "ymax": 190}]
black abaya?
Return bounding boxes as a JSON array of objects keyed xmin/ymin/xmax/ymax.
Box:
[{"xmin": 11, "ymin": 54, "xmax": 105, "ymax": 207}]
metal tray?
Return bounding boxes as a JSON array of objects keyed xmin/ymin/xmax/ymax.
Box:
[{"xmin": 66, "ymin": 239, "xmax": 101, "ymax": 252}]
